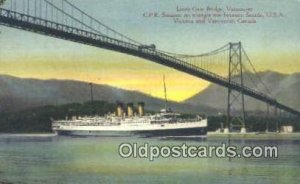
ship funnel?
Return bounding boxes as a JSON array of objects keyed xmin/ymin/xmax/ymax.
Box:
[
  {"xmin": 138, "ymin": 102, "xmax": 145, "ymax": 116},
  {"xmin": 116, "ymin": 102, "xmax": 124, "ymax": 117},
  {"xmin": 127, "ymin": 103, "xmax": 134, "ymax": 117}
]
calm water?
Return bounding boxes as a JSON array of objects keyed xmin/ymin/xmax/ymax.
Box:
[{"xmin": 0, "ymin": 135, "xmax": 299, "ymax": 184}]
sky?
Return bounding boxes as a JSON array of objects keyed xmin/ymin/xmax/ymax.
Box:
[{"xmin": 0, "ymin": 0, "xmax": 300, "ymax": 101}]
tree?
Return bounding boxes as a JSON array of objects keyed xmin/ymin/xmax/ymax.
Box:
[{"xmin": 0, "ymin": 0, "xmax": 6, "ymax": 6}]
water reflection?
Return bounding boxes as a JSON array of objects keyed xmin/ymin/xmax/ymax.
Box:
[{"xmin": 0, "ymin": 135, "xmax": 299, "ymax": 184}]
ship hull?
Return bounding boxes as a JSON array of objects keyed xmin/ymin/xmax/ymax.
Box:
[{"xmin": 55, "ymin": 126, "xmax": 207, "ymax": 138}]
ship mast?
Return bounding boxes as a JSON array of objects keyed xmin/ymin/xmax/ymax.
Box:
[
  {"xmin": 163, "ymin": 75, "xmax": 169, "ymax": 111},
  {"xmin": 89, "ymin": 82, "xmax": 94, "ymax": 103}
]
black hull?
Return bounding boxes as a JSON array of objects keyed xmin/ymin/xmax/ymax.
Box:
[{"xmin": 56, "ymin": 127, "xmax": 207, "ymax": 138}]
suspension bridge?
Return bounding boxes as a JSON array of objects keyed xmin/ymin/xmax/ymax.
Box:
[{"xmin": 0, "ymin": 0, "xmax": 299, "ymax": 132}]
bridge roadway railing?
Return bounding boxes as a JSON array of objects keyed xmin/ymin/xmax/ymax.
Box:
[{"xmin": 0, "ymin": 8, "xmax": 299, "ymax": 116}]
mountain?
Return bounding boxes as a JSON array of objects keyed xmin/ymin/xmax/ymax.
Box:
[
  {"xmin": 0, "ymin": 75, "xmax": 215, "ymax": 114},
  {"xmin": 185, "ymin": 71, "xmax": 300, "ymax": 112}
]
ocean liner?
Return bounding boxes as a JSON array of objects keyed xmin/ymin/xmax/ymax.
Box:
[
  {"xmin": 52, "ymin": 102, "xmax": 207, "ymax": 137},
  {"xmin": 52, "ymin": 77, "xmax": 207, "ymax": 137}
]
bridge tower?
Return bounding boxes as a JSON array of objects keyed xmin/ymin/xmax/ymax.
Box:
[{"xmin": 225, "ymin": 42, "xmax": 246, "ymax": 133}]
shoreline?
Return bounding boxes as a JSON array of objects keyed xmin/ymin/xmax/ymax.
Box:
[
  {"xmin": 0, "ymin": 132, "xmax": 300, "ymax": 140},
  {"xmin": 207, "ymin": 132, "xmax": 300, "ymax": 140}
]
